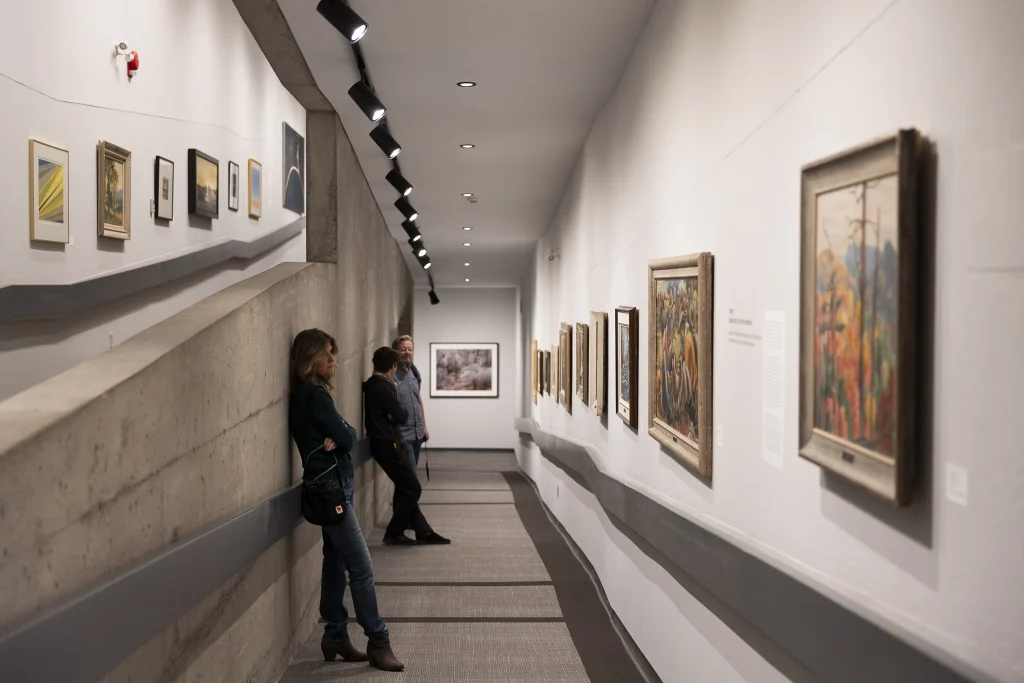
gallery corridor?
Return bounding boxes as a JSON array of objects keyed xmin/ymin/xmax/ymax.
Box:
[{"xmin": 279, "ymin": 450, "xmax": 651, "ymax": 682}]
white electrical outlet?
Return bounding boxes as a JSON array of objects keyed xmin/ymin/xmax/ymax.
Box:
[
  {"xmin": 69, "ymin": 235, "xmax": 75, "ymax": 246},
  {"xmin": 108, "ymin": 331, "xmax": 114, "ymax": 349},
  {"xmin": 716, "ymin": 425, "xmax": 724, "ymax": 447},
  {"xmin": 945, "ymin": 464, "xmax": 969, "ymax": 506}
]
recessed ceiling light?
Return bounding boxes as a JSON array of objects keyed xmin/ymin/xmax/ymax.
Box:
[
  {"xmin": 463, "ymin": 242, "xmax": 471, "ymax": 247},
  {"xmin": 465, "ymin": 278, "xmax": 471, "ymax": 282},
  {"xmin": 462, "ymin": 192, "xmax": 474, "ymax": 197},
  {"xmin": 460, "ymin": 144, "xmax": 475, "ymax": 149},
  {"xmin": 464, "ymin": 262, "xmax": 470, "ymax": 266},
  {"xmin": 457, "ymin": 81, "xmax": 477, "ymax": 88},
  {"xmin": 463, "ymin": 227, "xmax": 472, "ymax": 231}
]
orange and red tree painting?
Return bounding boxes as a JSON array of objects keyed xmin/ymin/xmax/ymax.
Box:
[{"xmin": 814, "ymin": 174, "xmax": 899, "ymax": 459}]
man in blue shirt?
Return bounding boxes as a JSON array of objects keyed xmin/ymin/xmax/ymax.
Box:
[{"xmin": 392, "ymin": 335, "xmax": 428, "ymax": 471}]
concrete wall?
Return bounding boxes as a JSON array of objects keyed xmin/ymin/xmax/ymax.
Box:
[
  {"xmin": 520, "ymin": 1, "xmax": 1024, "ymax": 682},
  {"xmin": 414, "ymin": 287, "xmax": 519, "ymax": 449},
  {"xmin": 0, "ymin": 0, "xmax": 307, "ymax": 400}
]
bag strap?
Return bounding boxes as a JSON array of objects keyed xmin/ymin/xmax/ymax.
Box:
[{"xmin": 422, "ymin": 440, "xmax": 430, "ymax": 482}]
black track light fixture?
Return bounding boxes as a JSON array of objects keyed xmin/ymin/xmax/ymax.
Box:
[
  {"xmin": 407, "ymin": 237, "xmax": 427, "ymax": 258},
  {"xmin": 386, "ymin": 169, "xmax": 413, "ymax": 197},
  {"xmin": 316, "ymin": 0, "xmax": 367, "ymax": 43},
  {"xmin": 395, "ymin": 196, "xmax": 418, "ymax": 222},
  {"xmin": 429, "ymin": 289, "xmax": 440, "ymax": 305},
  {"xmin": 417, "ymin": 253, "xmax": 432, "ymax": 269},
  {"xmin": 370, "ymin": 125, "xmax": 401, "ymax": 159},
  {"xmin": 348, "ymin": 81, "xmax": 386, "ymax": 122},
  {"xmin": 401, "ymin": 220, "xmax": 421, "ymax": 242}
]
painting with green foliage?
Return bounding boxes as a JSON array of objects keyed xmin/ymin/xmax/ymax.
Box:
[
  {"xmin": 653, "ymin": 277, "xmax": 700, "ymax": 447},
  {"xmin": 814, "ymin": 173, "xmax": 898, "ymax": 459},
  {"xmin": 104, "ymin": 158, "xmax": 125, "ymax": 226}
]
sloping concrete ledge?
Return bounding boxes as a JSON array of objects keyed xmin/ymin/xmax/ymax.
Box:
[
  {"xmin": 0, "ymin": 218, "xmax": 305, "ymax": 323},
  {"xmin": 515, "ymin": 417, "xmax": 996, "ymax": 683}
]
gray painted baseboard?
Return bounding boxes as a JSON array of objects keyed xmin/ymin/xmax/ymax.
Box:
[
  {"xmin": 0, "ymin": 438, "xmax": 371, "ymax": 683},
  {"xmin": 515, "ymin": 417, "xmax": 996, "ymax": 683},
  {"xmin": 0, "ymin": 218, "xmax": 305, "ymax": 323}
]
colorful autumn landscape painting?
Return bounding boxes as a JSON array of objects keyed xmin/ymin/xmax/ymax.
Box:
[{"xmin": 814, "ymin": 173, "xmax": 899, "ymax": 459}]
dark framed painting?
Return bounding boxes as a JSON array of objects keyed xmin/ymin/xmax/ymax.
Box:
[
  {"xmin": 228, "ymin": 161, "xmax": 240, "ymax": 212},
  {"xmin": 97, "ymin": 140, "xmax": 131, "ymax": 239},
  {"xmin": 615, "ymin": 306, "xmax": 639, "ymax": 429},
  {"xmin": 531, "ymin": 339, "xmax": 538, "ymax": 405},
  {"xmin": 430, "ymin": 343, "xmax": 498, "ymax": 398},
  {"xmin": 187, "ymin": 149, "xmax": 219, "ymax": 219},
  {"xmin": 558, "ymin": 324, "xmax": 573, "ymax": 414},
  {"xmin": 544, "ymin": 350, "xmax": 552, "ymax": 395},
  {"xmin": 248, "ymin": 158, "xmax": 262, "ymax": 219},
  {"xmin": 589, "ymin": 311, "xmax": 608, "ymax": 416},
  {"xmin": 799, "ymin": 129, "xmax": 924, "ymax": 505},
  {"xmin": 283, "ymin": 122, "xmax": 305, "ymax": 214},
  {"xmin": 648, "ymin": 252, "xmax": 715, "ymax": 476},
  {"xmin": 538, "ymin": 349, "xmax": 544, "ymax": 397},
  {"xmin": 154, "ymin": 155, "xmax": 174, "ymax": 221},
  {"xmin": 576, "ymin": 322, "xmax": 589, "ymax": 405},
  {"xmin": 29, "ymin": 139, "xmax": 70, "ymax": 243}
]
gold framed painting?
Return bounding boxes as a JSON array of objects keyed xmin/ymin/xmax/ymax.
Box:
[
  {"xmin": 799, "ymin": 129, "xmax": 924, "ymax": 505},
  {"xmin": 531, "ymin": 339, "xmax": 538, "ymax": 405},
  {"xmin": 589, "ymin": 312, "xmax": 608, "ymax": 416},
  {"xmin": 544, "ymin": 350, "xmax": 552, "ymax": 395},
  {"xmin": 248, "ymin": 158, "xmax": 262, "ymax": 219},
  {"xmin": 97, "ymin": 140, "xmax": 131, "ymax": 240},
  {"xmin": 558, "ymin": 324, "xmax": 573, "ymax": 414},
  {"xmin": 615, "ymin": 306, "xmax": 639, "ymax": 429},
  {"xmin": 575, "ymin": 323, "xmax": 589, "ymax": 405},
  {"xmin": 29, "ymin": 139, "xmax": 69, "ymax": 243},
  {"xmin": 648, "ymin": 252, "xmax": 714, "ymax": 476}
]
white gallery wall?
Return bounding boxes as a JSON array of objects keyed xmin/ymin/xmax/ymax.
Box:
[
  {"xmin": 521, "ymin": 1, "xmax": 1023, "ymax": 682},
  {"xmin": 0, "ymin": 0, "xmax": 306, "ymax": 399},
  {"xmin": 415, "ymin": 287, "xmax": 519, "ymax": 450}
]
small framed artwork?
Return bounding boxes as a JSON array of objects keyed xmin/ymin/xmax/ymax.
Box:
[
  {"xmin": 553, "ymin": 345, "xmax": 560, "ymax": 400},
  {"xmin": 187, "ymin": 149, "xmax": 219, "ymax": 219},
  {"xmin": 530, "ymin": 339, "xmax": 539, "ymax": 405},
  {"xmin": 248, "ymin": 159, "xmax": 262, "ymax": 219},
  {"xmin": 799, "ymin": 129, "xmax": 924, "ymax": 505},
  {"xmin": 537, "ymin": 349, "xmax": 544, "ymax": 398},
  {"xmin": 29, "ymin": 139, "xmax": 69, "ymax": 243},
  {"xmin": 97, "ymin": 140, "xmax": 131, "ymax": 240},
  {"xmin": 615, "ymin": 306, "xmax": 639, "ymax": 429},
  {"xmin": 154, "ymin": 156, "xmax": 174, "ymax": 221},
  {"xmin": 575, "ymin": 322, "xmax": 589, "ymax": 405},
  {"xmin": 430, "ymin": 343, "xmax": 499, "ymax": 398},
  {"xmin": 590, "ymin": 312, "xmax": 608, "ymax": 416},
  {"xmin": 544, "ymin": 350, "xmax": 551, "ymax": 395},
  {"xmin": 283, "ymin": 122, "xmax": 305, "ymax": 214},
  {"xmin": 559, "ymin": 324, "xmax": 573, "ymax": 414},
  {"xmin": 228, "ymin": 161, "xmax": 240, "ymax": 212},
  {"xmin": 648, "ymin": 252, "xmax": 715, "ymax": 476}
]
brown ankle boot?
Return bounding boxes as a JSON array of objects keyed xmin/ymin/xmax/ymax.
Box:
[
  {"xmin": 321, "ymin": 638, "xmax": 369, "ymax": 662},
  {"xmin": 367, "ymin": 644, "xmax": 405, "ymax": 671}
]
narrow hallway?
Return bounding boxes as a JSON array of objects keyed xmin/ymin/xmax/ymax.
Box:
[{"xmin": 280, "ymin": 450, "xmax": 650, "ymax": 682}]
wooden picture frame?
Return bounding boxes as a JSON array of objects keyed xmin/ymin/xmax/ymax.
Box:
[
  {"xmin": 530, "ymin": 339, "xmax": 538, "ymax": 405},
  {"xmin": 187, "ymin": 148, "xmax": 219, "ymax": 219},
  {"xmin": 615, "ymin": 306, "xmax": 639, "ymax": 429},
  {"xmin": 228, "ymin": 161, "xmax": 240, "ymax": 212},
  {"xmin": 559, "ymin": 324, "xmax": 573, "ymax": 414},
  {"xmin": 648, "ymin": 252, "xmax": 715, "ymax": 476},
  {"xmin": 551, "ymin": 346, "xmax": 558, "ymax": 397},
  {"xmin": 536, "ymin": 348, "xmax": 544, "ymax": 399},
  {"xmin": 29, "ymin": 139, "xmax": 69, "ymax": 243},
  {"xmin": 248, "ymin": 158, "xmax": 262, "ymax": 219},
  {"xmin": 799, "ymin": 129, "xmax": 923, "ymax": 505},
  {"xmin": 97, "ymin": 140, "xmax": 131, "ymax": 240},
  {"xmin": 430, "ymin": 343, "xmax": 499, "ymax": 398},
  {"xmin": 544, "ymin": 350, "xmax": 551, "ymax": 395},
  {"xmin": 589, "ymin": 312, "xmax": 608, "ymax": 416},
  {"xmin": 576, "ymin": 323, "xmax": 589, "ymax": 405},
  {"xmin": 154, "ymin": 156, "xmax": 174, "ymax": 221}
]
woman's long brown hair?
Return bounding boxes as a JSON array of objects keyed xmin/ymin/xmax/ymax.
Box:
[{"xmin": 290, "ymin": 328, "xmax": 337, "ymax": 390}]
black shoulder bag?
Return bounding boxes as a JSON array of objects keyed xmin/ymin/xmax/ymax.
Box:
[{"xmin": 300, "ymin": 445, "xmax": 348, "ymax": 526}]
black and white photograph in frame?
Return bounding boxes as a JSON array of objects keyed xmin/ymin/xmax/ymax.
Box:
[
  {"xmin": 228, "ymin": 161, "xmax": 239, "ymax": 212},
  {"xmin": 282, "ymin": 122, "xmax": 305, "ymax": 214},
  {"xmin": 430, "ymin": 343, "xmax": 499, "ymax": 398},
  {"xmin": 154, "ymin": 156, "xmax": 174, "ymax": 221}
]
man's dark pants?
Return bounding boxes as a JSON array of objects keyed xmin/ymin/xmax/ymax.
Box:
[{"xmin": 370, "ymin": 438, "xmax": 432, "ymax": 539}]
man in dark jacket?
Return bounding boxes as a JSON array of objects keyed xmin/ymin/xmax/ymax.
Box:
[{"xmin": 363, "ymin": 346, "xmax": 450, "ymax": 546}]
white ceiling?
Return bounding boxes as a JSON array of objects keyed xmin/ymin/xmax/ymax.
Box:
[{"xmin": 278, "ymin": 0, "xmax": 655, "ymax": 288}]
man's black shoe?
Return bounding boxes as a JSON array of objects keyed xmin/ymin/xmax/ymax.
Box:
[
  {"xmin": 417, "ymin": 532, "xmax": 452, "ymax": 545},
  {"xmin": 383, "ymin": 534, "xmax": 417, "ymax": 546}
]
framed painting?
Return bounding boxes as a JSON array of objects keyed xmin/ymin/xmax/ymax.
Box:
[
  {"xmin": 154, "ymin": 156, "xmax": 174, "ymax": 221},
  {"xmin": 544, "ymin": 350, "xmax": 551, "ymax": 395},
  {"xmin": 97, "ymin": 141, "xmax": 131, "ymax": 239},
  {"xmin": 430, "ymin": 343, "xmax": 498, "ymax": 398},
  {"xmin": 228, "ymin": 161, "xmax": 240, "ymax": 212},
  {"xmin": 576, "ymin": 322, "xmax": 589, "ymax": 405},
  {"xmin": 29, "ymin": 139, "xmax": 69, "ymax": 243},
  {"xmin": 799, "ymin": 129, "xmax": 923, "ymax": 505},
  {"xmin": 248, "ymin": 159, "xmax": 262, "ymax": 219},
  {"xmin": 187, "ymin": 149, "xmax": 219, "ymax": 219},
  {"xmin": 648, "ymin": 252, "xmax": 715, "ymax": 476},
  {"xmin": 558, "ymin": 324, "xmax": 573, "ymax": 413},
  {"xmin": 615, "ymin": 306, "xmax": 639, "ymax": 429},
  {"xmin": 531, "ymin": 339, "xmax": 539, "ymax": 404},
  {"xmin": 553, "ymin": 344, "xmax": 561, "ymax": 401},
  {"xmin": 589, "ymin": 312, "xmax": 608, "ymax": 416},
  {"xmin": 283, "ymin": 122, "xmax": 305, "ymax": 214}
]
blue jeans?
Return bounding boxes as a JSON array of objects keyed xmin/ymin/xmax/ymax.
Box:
[
  {"xmin": 320, "ymin": 478, "xmax": 390, "ymax": 647},
  {"xmin": 405, "ymin": 438, "xmax": 423, "ymax": 470}
]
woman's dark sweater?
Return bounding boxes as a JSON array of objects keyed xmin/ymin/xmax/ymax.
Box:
[{"xmin": 288, "ymin": 383, "xmax": 357, "ymax": 482}]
